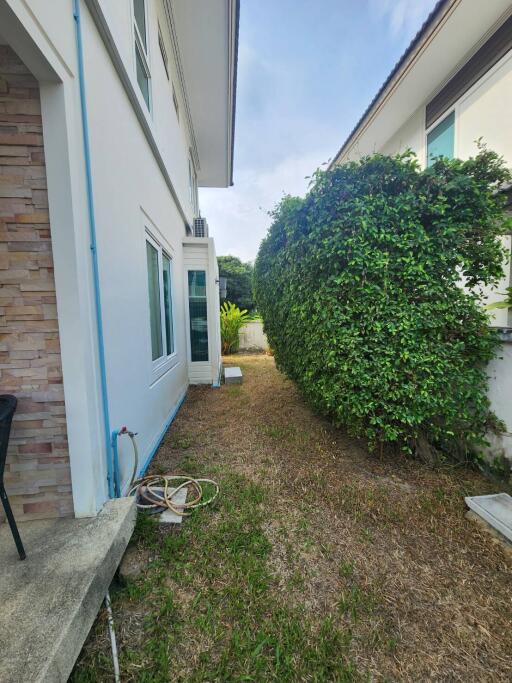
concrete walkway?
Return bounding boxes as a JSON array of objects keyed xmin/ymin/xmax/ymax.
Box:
[{"xmin": 0, "ymin": 497, "xmax": 136, "ymax": 683}]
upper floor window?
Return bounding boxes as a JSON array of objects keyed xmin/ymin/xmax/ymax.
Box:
[
  {"xmin": 134, "ymin": 0, "xmax": 151, "ymax": 110},
  {"xmin": 427, "ymin": 111, "xmax": 454, "ymax": 167},
  {"xmin": 146, "ymin": 234, "xmax": 175, "ymax": 364}
]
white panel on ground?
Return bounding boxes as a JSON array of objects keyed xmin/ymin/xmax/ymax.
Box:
[
  {"xmin": 157, "ymin": 487, "xmax": 188, "ymax": 524},
  {"xmin": 224, "ymin": 367, "xmax": 243, "ymax": 385},
  {"xmin": 465, "ymin": 493, "xmax": 512, "ymax": 542}
]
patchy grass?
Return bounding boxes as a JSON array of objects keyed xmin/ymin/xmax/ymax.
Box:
[{"xmin": 73, "ymin": 355, "xmax": 512, "ymax": 681}]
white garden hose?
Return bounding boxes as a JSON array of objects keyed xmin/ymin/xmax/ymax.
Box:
[{"xmin": 104, "ymin": 590, "xmax": 120, "ymax": 683}]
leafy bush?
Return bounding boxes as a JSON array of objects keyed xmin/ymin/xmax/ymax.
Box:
[
  {"xmin": 254, "ymin": 150, "xmax": 511, "ymax": 460},
  {"xmin": 220, "ymin": 301, "xmax": 249, "ymax": 355},
  {"xmin": 218, "ymin": 255, "xmax": 255, "ymax": 311}
]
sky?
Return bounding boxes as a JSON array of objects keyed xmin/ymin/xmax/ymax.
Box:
[{"xmin": 199, "ymin": 0, "xmax": 438, "ymax": 263}]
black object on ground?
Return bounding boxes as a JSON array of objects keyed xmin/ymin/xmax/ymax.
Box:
[{"xmin": 0, "ymin": 395, "xmax": 26, "ymax": 560}]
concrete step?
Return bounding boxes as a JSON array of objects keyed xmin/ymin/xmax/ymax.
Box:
[
  {"xmin": 224, "ymin": 366, "xmax": 243, "ymax": 385},
  {"xmin": 0, "ymin": 497, "xmax": 136, "ymax": 683},
  {"xmin": 465, "ymin": 493, "xmax": 512, "ymax": 542}
]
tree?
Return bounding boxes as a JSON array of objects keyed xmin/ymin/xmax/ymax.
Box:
[
  {"xmin": 218, "ymin": 255, "xmax": 255, "ymax": 312},
  {"xmin": 254, "ymin": 149, "xmax": 511, "ymax": 461}
]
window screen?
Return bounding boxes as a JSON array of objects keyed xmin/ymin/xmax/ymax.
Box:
[
  {"xmin": 146, "ymin": 241, "xmax": 163, "ymax": 360},
  {"xmin": 136, "ymin": 44, "xmax": 150, "ymax": 109},
  {"xmin": 427, "ymin": 111, "xmax": 455, "ymax": 167},
  {"xmin": 162, "ymin": 253, "xmax": 174, "ymax": 356},
  {"xmin": 134, "ymin": 0, "xmax": 147, "ymax": 50},
  {"xmin": 188, "ymin": 271, "xmax": 209, "ymax": 362}
]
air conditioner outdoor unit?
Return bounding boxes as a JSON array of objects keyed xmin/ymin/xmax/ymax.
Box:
[{"xmin": 193, "ymin": 217, "xmax": 209, "ymax": 238}]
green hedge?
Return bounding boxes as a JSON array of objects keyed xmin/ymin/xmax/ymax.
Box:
[{"xmin": 254, "ymin": 150, "xmax": 511, "ymax": 459}]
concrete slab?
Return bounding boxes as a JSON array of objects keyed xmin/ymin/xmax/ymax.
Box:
[
  {"xmin": 0, "ymin": 497, "xmax": 136, "ymax": 683},
  {"xmin": 136, "ymin": 485, "xmax": 188, "ymax": 524},
  {"xmin": 159, "ymin": 487, "xmax": 188, "ymax": 524},
  {"xmin": 224, "ymin": 366, "xmax": 243, "ymax": 385},
  {"xmin": 466, "ymin": 511, "xmax": 512, "ymax": 556},
  {"xmin": 465, "ymin": 493, "xmax": 512, "ymax": 542}
]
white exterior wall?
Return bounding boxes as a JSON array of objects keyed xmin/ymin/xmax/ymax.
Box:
[
  {"xmin": 487, "ymin": 342, "xmax": 512, "ymax": 460},
  {"xmin": 1, "ymin": 0, "xmax": 227, "ymax": 513},
  {"xmin": 380, "ymin": 108, "xmax": 426, "ymax": 162},
  {"xmin": 78, "ymin": 1, "xmax": 230, "ymax": 488},
  {"xmin": 91, "ymin": 0, "xmax": 197, "ymax": 222},
  {"xmin": 456, "ymin": 52, "xmax": 512, "ymax": 328},
  {"xmin": 81, "ymin": 4, "xmax": 191, "ymax": 490}
]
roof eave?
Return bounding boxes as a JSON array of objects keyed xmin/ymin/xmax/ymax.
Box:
[{"xmin": 226, "ymin": 0, "xmax": 239, "ymax": 186}]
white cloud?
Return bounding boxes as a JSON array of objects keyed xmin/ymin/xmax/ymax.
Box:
[
  {"xmin": 369, "ymin": 0, "xmax": 437, "ymax": 39},
  {"xmin": 199, "ymin": 149, "xmax": 331, "ymax": 262}
]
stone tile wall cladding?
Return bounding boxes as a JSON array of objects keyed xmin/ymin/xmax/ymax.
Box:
[{"xmin": 0, "ymin": 46, "xmax": 72, "ymax": 521}]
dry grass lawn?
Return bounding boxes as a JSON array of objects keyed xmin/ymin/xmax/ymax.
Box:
[{"xmin": 73, "ymin": 354, "xmax": 512, "ymax": 682}]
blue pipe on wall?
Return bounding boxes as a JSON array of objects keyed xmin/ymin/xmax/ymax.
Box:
[
  {"xmin": 111, "ymin": 428, "xmax": 122, "ymax": 497},
  {"xmin": 73, "ymin": 0, "xmax": 115, "ymax": 499}
]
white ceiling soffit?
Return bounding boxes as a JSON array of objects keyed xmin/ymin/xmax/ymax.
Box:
[
  {"xmin": 171, "ymin": 0, "xmax": 238, "ymax": 188},
  {"xmin": 339, "ymin": 0, "xmax": 512, "ymax": 162}
]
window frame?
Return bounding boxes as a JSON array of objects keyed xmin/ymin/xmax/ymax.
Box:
[
  {"xmin": 425, "ymin": 109, "xmax": 456, "ymax": 168},
  {"xmin": 133, "ymin": 0, "xmax": 151, "ymax": 112},
  {"xmin": 145, "ymin": 230, "xmax": 177, "ymax": 381}
]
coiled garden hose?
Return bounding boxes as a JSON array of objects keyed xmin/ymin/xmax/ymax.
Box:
[{"xmin": 129, "ymin": 475, "xmax": 219, "ymax": 516}]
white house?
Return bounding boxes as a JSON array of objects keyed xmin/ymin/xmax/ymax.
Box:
[
  {"xmin": 330, "ymin": 0, "xmax": 512, "ymax": 464},
  {"xmin": 0, "ymin": 0, "xmax": 239, "ymax": 523}
]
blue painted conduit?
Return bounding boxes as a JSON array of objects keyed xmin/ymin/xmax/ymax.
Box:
[{"xmin": 73, "ymin": 0, "xmax": 115, "ymax": 498}]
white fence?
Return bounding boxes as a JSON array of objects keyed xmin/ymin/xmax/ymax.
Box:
[
  {"xmin": 238, "ymin": 319, "xmax": 269, "ymax": 352},
  {"xmin": 486, "ymin": 339, "xmax": 512, "ymax": 465}
]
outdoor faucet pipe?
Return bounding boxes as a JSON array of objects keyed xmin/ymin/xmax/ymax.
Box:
[{"xmin": 111, "ymin": 427, "xmax": 140, "ymax": 497}]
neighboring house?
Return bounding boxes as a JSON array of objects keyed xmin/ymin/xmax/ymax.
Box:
[
  {"xmin": 0, "ymin": 0, "xmax": 239, "ymax": 522},
  {"xmin": 330, "ymin": 0, "xmax": 512, "ymax": 463}
]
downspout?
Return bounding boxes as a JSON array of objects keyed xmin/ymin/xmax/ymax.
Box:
[{"xmin": 73, "ymin": 0, "xmax": 115, "ymax": 498}]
